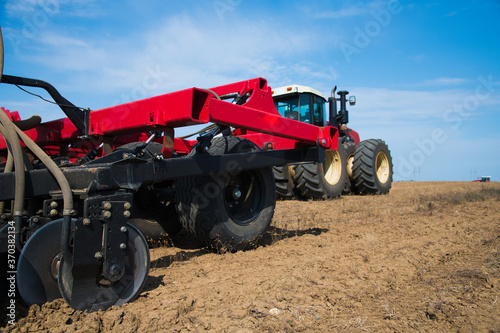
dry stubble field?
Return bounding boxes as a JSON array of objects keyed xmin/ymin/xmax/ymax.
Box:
[{"xmin": 2, "ymin": 181, "xmax": 500, "ymax": 332}]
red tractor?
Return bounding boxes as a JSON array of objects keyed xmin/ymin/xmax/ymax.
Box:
[
  {"xmin": 473, "ymin": 176, "xmax": 492, "ymax": 182},
  {"xmin": 265, "ymin": 84, "xmax": 393, "ymax": 199}
]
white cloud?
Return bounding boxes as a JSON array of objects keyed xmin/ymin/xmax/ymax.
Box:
[
  {"xmin": 312, "ymin": 1, "xmax": 390, "ymax": 19},
  {"xmin": 421, "ymin": 77, "xmax": 469, "ymax": 87},
  {"xmin": 315, "ymin": 6, "xmax": 367, "ymax": 19},
  {"xmin": 5, "ymin": 0, "xmax": 103, "ymax": 18},
  {"xmin": 19, "ymin": 13, "xmax": 337, "ymax": 103},
  {"xmin": 39, "ymin": 33, "xmax": 90, "ymax": 47},
  {"xmin": 5, "ymin": 0, "xmax": 49, "ymax": 14},
  {"xmin": 347, "ymin": 87, "xmax": 466, "ymax": 126}
]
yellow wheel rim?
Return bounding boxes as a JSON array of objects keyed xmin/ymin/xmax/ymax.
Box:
[
  {"xmin": 376, "ymin": 151, "xmax": 390, "ymax": 184},
  {"xmin": 347, "ymin": 155, "xmax": 354, "ymax": 181},
  {"xmin": 288, "ymin": 165, "xmax": 295, "ymax": 179},
  {"xmin": 323, "ymin": 150, "xmax": 342, "ymax": 185}
]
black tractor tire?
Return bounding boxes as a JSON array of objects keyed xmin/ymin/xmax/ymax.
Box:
[
  {"xmin": 352, "ymin": 139, "xmax": 393, "ymax": 194},
  {"xmin": 343, "ymin": 142, "xmax": 357, "ymax": 194},
  {"xmin": 175, "ymin": 136, "xmax": 276, "ymax": 252},
  {"xmin": 273, "ymin": 165, "xmax": 295, "ymax": 199},
  {"xmin": 293, "ymin": 144, "xmax": 348, "ymax": 200}
]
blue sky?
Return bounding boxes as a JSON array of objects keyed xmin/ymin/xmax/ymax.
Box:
[{"xmin": 1, "ymin": 0, "xmax": 499, "ymax": 181}]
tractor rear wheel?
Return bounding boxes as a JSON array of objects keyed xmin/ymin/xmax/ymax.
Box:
[
  {"xmin": 175, "ymin": 136, "xmax": 275, "ymax": 252},
  {"xmin": 293, "ymin": 144, "xmax": 347, "ymax": 200},
  {"xmin": 273, "ymin": 165, "xmax": 295, "ymax": 198},
  {"xmin": 352, "ymin": 139, "xmax": 393, "ymax": 194}
]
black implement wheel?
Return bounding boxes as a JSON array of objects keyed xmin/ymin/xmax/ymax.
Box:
[
  {"xmin": 58, "ymin": 223, "xmax": 149, "ymax": 311},
  {"xmin": 352, "ymin": 139, "xmax": 393, "ymax": 194},
  {"xmin": 273, "ymin": 165, "xmax": 295, "ymax": 199},
  {"xmin": 293, "ymin": 144, "xmax": 348, "ymax": 200},
  {"xmin": 175, "ymin": 136, "xmax": 275, "ymax": 252}
]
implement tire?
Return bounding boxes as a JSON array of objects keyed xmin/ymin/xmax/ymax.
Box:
[
  {"xmin": 293, "ymin": 144, "xmax": 347, "ymax": 200},
  {"xmin": 352, "ymin": 139, "xmax": 393, "ymax": 194},
  {"xmin": 175, "ymin": 136, "xmax": 276, "ymax": 252}
]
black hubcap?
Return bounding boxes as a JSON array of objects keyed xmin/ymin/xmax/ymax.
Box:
[{"xmin": 224, "ymin": 170, "xmax": 262, "ymax": 225}]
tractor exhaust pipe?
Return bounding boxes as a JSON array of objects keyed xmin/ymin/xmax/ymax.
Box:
[
  {"xmin": 328, "ymin": 86, "xmax": 338, "ymax": 128},
  {"xmin": 337, "ymin": 90, "xmax": 349, "ymax": 125}
]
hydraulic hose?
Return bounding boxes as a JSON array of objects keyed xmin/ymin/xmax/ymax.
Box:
[
  {"xmin": 13, "ymin": 115, "xmax": 42, "ymax": 131},
  {"xmin": 0, "ymin": 112, "xmax": 26, "ymax": 252},
  {"xmin": 12, "ymin": 124, "xmax": 74, "ymax": 261}
]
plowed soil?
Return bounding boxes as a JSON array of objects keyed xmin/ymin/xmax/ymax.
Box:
[{"xmin": 2, "ymin": 182, "xmax": 500, "ymax": 332}]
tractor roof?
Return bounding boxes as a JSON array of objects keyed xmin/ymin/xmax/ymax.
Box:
[{"xmin": 272, "ymin": 85, "xmax": 326, "ymax": 100}]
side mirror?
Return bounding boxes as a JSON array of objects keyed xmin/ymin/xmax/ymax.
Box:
[{"xmin": 349, "ymin": 96, "xmax": 356, "ymax": 106}]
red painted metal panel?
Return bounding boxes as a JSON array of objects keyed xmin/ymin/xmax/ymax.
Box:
[
  {"xmin": 88, "ymin": 88, "xmax": 210, "ymax": 136},
  {"xmin": 209, "ymin": 77, "xmax": 280, "ymax": 115},
  {"xmin": 349, "ymin": 129, "xmax": 360, "ymax": 145}
]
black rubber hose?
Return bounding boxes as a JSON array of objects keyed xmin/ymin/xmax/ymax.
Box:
[{"xmin": 13, "ymin": 115, "xmax": 42, "ymax": 131}]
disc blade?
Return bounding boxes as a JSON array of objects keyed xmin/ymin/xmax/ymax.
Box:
[
  {"xmin": 58, "ymin": 223, "xmax": 150, "ymax": 311},
  {"xmin": 16, "ymin": 220, "xmax": 65, "ymax": 305}
]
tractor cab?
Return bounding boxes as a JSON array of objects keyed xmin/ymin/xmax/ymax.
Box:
[
  {"xmin": 272, "ymin": 84, "xmax": 356, "ymax": 131},
  {"xmin": 272, "ymin": 85, "xmax": 327, "ymax": 127}
]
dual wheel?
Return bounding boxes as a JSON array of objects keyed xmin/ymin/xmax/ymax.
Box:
[{"xmin": 273, "ymin": 138, "xmax": 393, "ymax": 199}]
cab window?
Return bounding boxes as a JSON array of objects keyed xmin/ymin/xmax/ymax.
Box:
[
  {"xmin": 312, "ymin": 95, "xmax": 325, "ymax": 126},
  {"xmin": 298, "ymin": 94, "xmax": 311, "ymax": 123},
  {"xmin": 274, "ymin": 96, "xmax": 299, "ymax": 120}
]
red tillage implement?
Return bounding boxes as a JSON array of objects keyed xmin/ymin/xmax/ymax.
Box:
[{"xmin": 0, "ymin": 28, "xmax": 392, "ymax": 312}]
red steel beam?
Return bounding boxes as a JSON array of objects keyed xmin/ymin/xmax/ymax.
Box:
[{"xmin": 0, "ymin": 78, "xmax": 337, "ymax": 154}]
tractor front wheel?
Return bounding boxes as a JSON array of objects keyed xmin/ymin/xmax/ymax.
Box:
[
  {"xmin": 352, "ymin": 139, "xmax": 393, "ymax": 194},
  {"xmin": 293, "ymin": 144, "xmax": 348, "ymax": 200}
]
